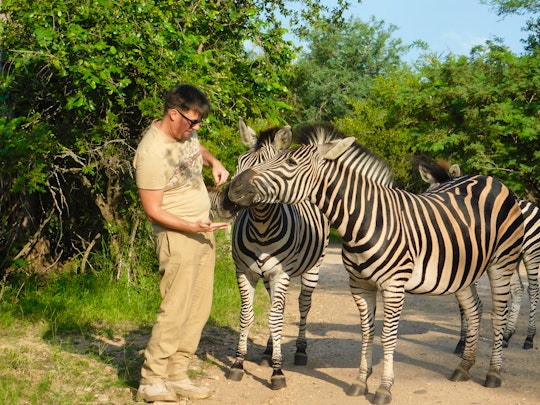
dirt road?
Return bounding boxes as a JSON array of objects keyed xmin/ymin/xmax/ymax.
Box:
[{"xmin": 193, "ymin": 245, "xmax": 539, "ymax": 405}]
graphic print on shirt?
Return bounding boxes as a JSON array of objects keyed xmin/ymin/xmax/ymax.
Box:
[{"xmin": 165, "ymin": 135, "xmax": 204, "ymax": 190}]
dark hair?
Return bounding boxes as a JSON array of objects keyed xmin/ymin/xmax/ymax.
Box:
[{"xmin": 164, "ymin": 84, "xmax": 211, "ymax": 118}]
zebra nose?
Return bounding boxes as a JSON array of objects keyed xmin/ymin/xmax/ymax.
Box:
[{"xmin": 229, "ymin": 169, "xmax": 260, "ymax": 206}]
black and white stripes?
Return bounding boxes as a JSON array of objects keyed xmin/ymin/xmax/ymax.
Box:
[
  {"xmin": 228, "ymin": 124, "xmax": 524, "ymax": 404},
  {"xmin": 221, "ymin": 119, "xmax": 331, "ymax": 389}
]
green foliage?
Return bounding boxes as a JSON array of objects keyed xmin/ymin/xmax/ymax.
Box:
[
  {"xmin": 335, "ymin": 66, "xmax": 424, "ymax": 189},
  {"xmin": 411, "ymin": 43, "xmax": 540, "ymax": 199},
  {"xmin": 0, "ymin": 268, "xmax": 162, "ymax": 334},
  {"xmin": 0, "ymin": 0, "xmax": 316, "ymax": 275},
  {"xmin": 335, "ymin": 42, "xmax": 539, "ymax": 200},
  {"xmin": 287, "ymin": 16, "xmax": 417, "ymax": 123}
]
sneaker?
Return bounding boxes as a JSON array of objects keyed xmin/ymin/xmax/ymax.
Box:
[
  {"xmin": 136, "ymin": 383, "xmax": 177, "ymax": 402},
  {"xmin": 167, "ymin": 378, "xmax": 212, "ymax": 399}
]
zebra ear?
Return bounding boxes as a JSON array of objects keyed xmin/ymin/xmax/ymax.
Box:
[
  {"xmin": 449, "ymin": 164, "xmax": 461, "ymax": 177},
  {"xmin": 419, "ymin": 165, "xmax": 436, "ymax": 185},
  {"xmin": 239, "ymin": 117, "xmax": 258, "ymax": 148},
  {"xmin": 273, "ymin": 126, "xmax": 292, "ymax": 151},
  {"xmin": 320, "ymin": 137, "xmax": 356, "ymax": 160}
]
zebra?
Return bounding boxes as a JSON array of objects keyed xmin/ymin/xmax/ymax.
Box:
[
  {"xmin": 227, "ymin": 123, "xmax": 524, "ymax": 405},
  {"xmin": 213, "ymin": 118, "xmax": 331, "ymax": 389},
  {"xmin": 417, "ymin": 156, "xmax": 539, "ymax": 350}
]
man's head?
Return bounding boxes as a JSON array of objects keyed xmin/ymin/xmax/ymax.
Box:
[
  {"xmin": 163, "ymin": 84, "xmax": 210, "ymax": 139},
  {"xmin": 164, "ymin": 84, "xmax": 211, "ymax": 119}
]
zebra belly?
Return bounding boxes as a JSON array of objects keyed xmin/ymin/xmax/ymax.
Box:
[{"xmin": 404, "ymin": 263, "xmax": 479, "ymax": 295}]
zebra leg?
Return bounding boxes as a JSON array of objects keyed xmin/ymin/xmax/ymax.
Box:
[
  {"xmin": 524, "ymin": 255, "xmax": 539, "ymax": 349},
  {"xmin": 261, "ymin": 279, "xmax": 273, "ymax": 367},
  {"xmin": 450, "ymin": 286, "xmax": 481, "ymax": 381},
  {"xmin": 503, "ymin": 269, "xmax": 523, "ymax": 347},
  {"xmin": 484, "ymin": 265, "xmax": 515, "ymax": 388},
  {"xmin": 454, "ymin": 281, "xmax": 483, "ymax": 356},
  {"xmin": 294, "ymin": 266, "xmax": 320, "ymax": 366},
  {"xmin": 267, "ymin": 271, "xmax": 291, "ymax": 390},
  {"xmin": 227, "ymin": 272, "xmax": 259, "ymax": 382},
  {"xmin": 369, "ymin": 288, "xmax": 405, "ymax": 405},
  {"xmin": 261, "ymin": 336, "xmax": 273, "ymax": 367},
  {"xmin": 454, "ymin": 301, "xmax": 468, "ymax": 355},
  {"xmin": 346, "ymin": 283, "xmax": 376, "ymax": 399}
]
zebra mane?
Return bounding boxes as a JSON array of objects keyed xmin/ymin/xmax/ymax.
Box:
[
  {"xmin": 254, "ymin": 126, "xmax": 288, "ymax": 149},
  {"xmin": 293, "ymin": 123, "xmax": 345, "ymax": 144},
  {"xmin": 293, "ymin": 123, "xmax": 395, "ymax": 186}
]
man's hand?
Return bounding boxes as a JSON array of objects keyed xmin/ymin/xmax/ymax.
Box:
[
  {"xmin": 212, "ymin": 161, "xmax": 229, "ymax": 186},
  {"xmin": 198, "ymin": 219, "xmax": 230, "ymax": 232},
  {"xmin": 200, "ymin": 145, "xmax": 230, "ymax": 186}
]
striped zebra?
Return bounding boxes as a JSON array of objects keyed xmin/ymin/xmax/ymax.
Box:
[
  {"xmin": 228, "ymin": 124, "xmax": 524, "ymax": 405},
  {"xmin": 214, "ymin": 118, "xmax": 331, "ymax": 389},
  {"xmin": 417, "ymin": 157, "xmax": 539, "ymax": 350}
]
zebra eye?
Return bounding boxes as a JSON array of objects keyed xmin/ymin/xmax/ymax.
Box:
[{"xmin": 286, "ymin": 157, "xmax": 297, "ymax": 166}]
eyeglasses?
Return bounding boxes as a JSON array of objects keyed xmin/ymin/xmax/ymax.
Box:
[{"xmin": 175, "ymin": 109, "xmax": 203, "ymax": 128}]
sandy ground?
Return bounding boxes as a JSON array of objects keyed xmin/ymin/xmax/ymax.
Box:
[{"xmin": 192, "ymin": 244, "xmax": 539, "ymax": 405}]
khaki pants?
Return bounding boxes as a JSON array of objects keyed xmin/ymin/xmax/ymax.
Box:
[{"xmin": 140, "ymin": 230, "xmax": 215, "ymax": 384}]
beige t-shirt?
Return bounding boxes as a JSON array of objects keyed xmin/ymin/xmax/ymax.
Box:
[{"xmin": 133, "ymin": 122, "xmax": 211, "ymax": 231}]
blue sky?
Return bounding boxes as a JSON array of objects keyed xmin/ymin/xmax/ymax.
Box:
[{"xmin": 346, "ymin": 0, "xmax": 530, "ymax": 60}]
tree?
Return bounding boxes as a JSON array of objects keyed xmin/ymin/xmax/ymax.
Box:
[
  {"xmin": 482, "ymin": 0, "xmax": 540, "ymax": 53},
  {"xmin": 286, "ymin": 16, "xmax": 419, "ymax": 123},
  {"xmin": 410, "ymin": 43, "xmax": 540, "ymax": 200},
  {"xmin": 335, "ymin": 66, "xmax": 423, "ymax": 189},
  {"xmin": 0, "ymin": 0, "xmax": 353, "ymax": 276},
  {"xmin": 335, "ymin": 41, "xmax": 540, "ymax": 200}
]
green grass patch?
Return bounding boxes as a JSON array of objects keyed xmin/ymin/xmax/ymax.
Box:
[{"xmin": 0, "ymin": 231, "xmax": 271, "ymax": 404}]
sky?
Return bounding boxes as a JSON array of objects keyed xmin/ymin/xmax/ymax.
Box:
[{"xmin": 345, "ymin": 0, "xmax": 530, "ymax": 61}]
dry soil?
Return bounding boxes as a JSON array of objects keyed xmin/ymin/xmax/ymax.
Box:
[{"xmin": 190, "ymin": 244, "xmax": 540, "ymax": 405}]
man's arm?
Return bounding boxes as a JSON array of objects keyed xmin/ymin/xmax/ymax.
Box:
[
  {"xmin": 200, "ymin": 145, "xmax": 230, "ymax": 186},
  {"xmin": 138, "ymin": 188, "xmax": 229, "ymax": 232}
]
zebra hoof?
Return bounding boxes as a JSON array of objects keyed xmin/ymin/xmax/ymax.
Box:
[
  {"xmin": 227, "ymin": 367, "xmax": 244, "ymax": 381},
  {"xmin": 523, "ymin": 336, "xmax": 534, "ymax": 350},
  {"xmin": 449, "ymin": 366, "xmax": 471, "ymax": 381},
  {"xmin": 294, "ymin": 351, "xmax": 308, "ymax": 366},
  {"xmin": 346, "ymin": 381, "xmax": 367, "ymax": 396},
  {"xmin": 373, "ymin": 387, "xmax": 392, "ymax": 405},
  {"xmin": 484, "ymin": 371, "xmax": 501, "ymax": 388},
  {"xmin": 260, "ymin": 354, "xmax": 272, "ymax": 367},
  {"xmin": 270, "ymin": 370, "xmax": 286, "ymax": 390}
]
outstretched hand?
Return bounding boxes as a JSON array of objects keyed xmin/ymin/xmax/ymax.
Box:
[{"xmin": 198, "ymin": 219, "xmax": 230, "ymax": 232}]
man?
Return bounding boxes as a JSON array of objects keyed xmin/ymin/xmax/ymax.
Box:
[{"xmin": 133, "ymin": 84, "xmax": 230, "ymax": 402}]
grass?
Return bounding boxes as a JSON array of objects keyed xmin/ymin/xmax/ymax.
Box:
[{"xmin": 0, "ymin": 231, "xmax": 270, "ymax": 404}]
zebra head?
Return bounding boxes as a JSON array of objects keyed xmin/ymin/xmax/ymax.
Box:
[
  {"xmin": 235, "ymin": 117, "xmax": 293, "ymax": 176},
  {"xmin": 415, "ymin": 155, "xmax": 461, "ymax": 191},
  {"xmin": 228, "ymin": 128, "xmax": 356, "ymax": 207},
  {"xmin": 207, "ymin": 183, "xmax": 240, "ymax": 222},
  {"xmin": 207, "ymin": 118, "xmax": 294, "ymax": 217}
]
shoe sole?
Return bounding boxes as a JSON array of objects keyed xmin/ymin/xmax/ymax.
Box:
[
  {"xmin": 135, "ymin": 393, "xmax": 177, "ymax": 402},
  {"xmin": 173, "ymin": 389, "xmax": 212, "ymax": 400}
]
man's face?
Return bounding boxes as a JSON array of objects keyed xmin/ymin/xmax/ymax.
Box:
[{"xmin": 171, "ymin": 108, "xmax": 203, "ymax": 140}]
